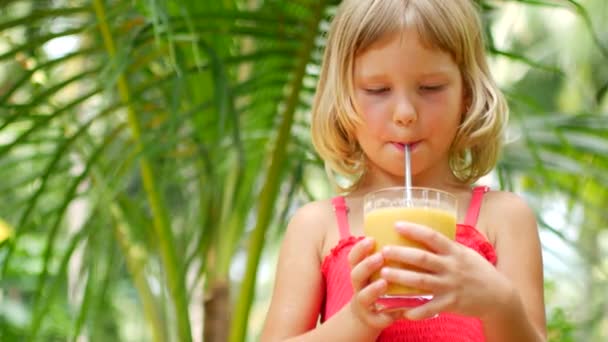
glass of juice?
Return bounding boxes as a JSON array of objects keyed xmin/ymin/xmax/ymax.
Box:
[{"xmin": 363, "ymin": 187, "xmax": 457, "ymax": 312}]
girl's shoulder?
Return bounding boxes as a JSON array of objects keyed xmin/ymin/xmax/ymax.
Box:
[
  {"xmin": 289, "ymin": 198, "xmax": 336, "ymax": 226},
  {"xmin": 482, "ymin": 190, "xmax": 536, "ymax": 219},
  {"xmin": 284, "ymin": 198, "xmax": 338, "ymax": 258},
  {"xmin": 478, "ymin": 190, "xmax": 538, "ymax": 245}
]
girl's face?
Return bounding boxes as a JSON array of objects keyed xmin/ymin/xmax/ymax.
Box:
[{"xmin": 353, "ymin": 28, "xmax": 466, "ymax": 186}]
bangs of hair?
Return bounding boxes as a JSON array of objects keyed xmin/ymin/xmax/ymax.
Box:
[{"xmin": 354, "ymin": 1, "xmax": 479, "ymax": 65}]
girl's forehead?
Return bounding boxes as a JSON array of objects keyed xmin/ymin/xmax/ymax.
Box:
[
  {"xmin": 355, "ymin": 24, "xmax": 449, "ymax": 60},
  {"xmin": 354, "ymin": 29, "xmax": 456, "ymax": 72},
  {"xmin": 359, "ymin": 29, "xmax": 427, "ymax": 52}
]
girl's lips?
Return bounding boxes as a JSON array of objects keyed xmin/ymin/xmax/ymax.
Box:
[{"xmin": 392, "ymin": 141, "xmax": 419, "ymax": 151}]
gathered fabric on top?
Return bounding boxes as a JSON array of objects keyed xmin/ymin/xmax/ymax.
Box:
[{"xmin": 320, "ymin": 187, "xmax": 496, "ymax": 342}]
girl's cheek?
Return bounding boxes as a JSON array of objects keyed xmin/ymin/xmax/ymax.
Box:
[
  {"xmin": 361, "ymin": 100, "xmax": 389, "ymax": 117},
  {"xmin": 366, "ymin": 104, "xmax": 392, "ymax": 128}
]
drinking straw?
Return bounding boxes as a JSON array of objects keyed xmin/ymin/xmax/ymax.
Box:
[{"xmin": 405, "ymin": 144, "xmax": 412, "ymax": 204}]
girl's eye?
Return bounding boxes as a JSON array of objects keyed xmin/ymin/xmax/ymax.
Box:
[
  {"xmin": 364, "ymin": 87, "xmax": 389, "ymax": 94},
  {"xmin": 420, "ymin": 84, "xmax": 445, "ymax": 92}
]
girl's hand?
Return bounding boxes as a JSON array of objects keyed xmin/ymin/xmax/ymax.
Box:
[
  {"xmin": 380, "ymin": 222, "xmax": 513, "ymax": 321},
  {"xmin": 347, "ymin": 237, "xmax": 401, "ymax": 331}
]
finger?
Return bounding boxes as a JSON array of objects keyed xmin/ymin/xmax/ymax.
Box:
[
  {"xmin": 347, "ymin": 237, "xmax": 375, "ymax": 268},
  {"xmin": 353, "ymin": 279, "xmax": 395, "ymax": 328},
  {"xmin": 350, "ymin": 252, "xmax": 383, "ymax": 291},
  {"xmin": 381, "ymin": 245, "xmax": 445, "ymax": 273},
  {"xmin": 355, "ymin": 278, "xmax": 387, "ymax": 309},
  {"xmin": 395, "ymin": 221, "xmax": 454, "ymax": 254},
  {"xmin": 404, "ymin": 294, "xmax": 453, "ymax": 320},
  {"xmin": 380, "ymin": 267, "xmax": 443, "ymax": 293}
]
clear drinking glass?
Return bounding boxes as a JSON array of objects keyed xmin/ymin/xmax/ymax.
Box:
[{"xmin": 363, "ymin": 187, "xmax": 457, "ymax": 312}]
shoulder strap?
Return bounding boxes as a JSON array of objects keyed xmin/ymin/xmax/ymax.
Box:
[
  {"xmin": 463, "ymin": 186, "xmax": 490, "ymax": 227},
  {"xmin": 331, "ymin": 196, "xmax": 351, "ymax": 239}
]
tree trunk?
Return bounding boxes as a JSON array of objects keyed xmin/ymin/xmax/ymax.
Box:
[{"xmin": 204, "ymin": 280, "xmax": 231, "ymax": 342}]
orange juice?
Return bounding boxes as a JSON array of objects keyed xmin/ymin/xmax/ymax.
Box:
[{"xmin": 363, "ymin": 206, "xmax": 456, "ymax": 295}]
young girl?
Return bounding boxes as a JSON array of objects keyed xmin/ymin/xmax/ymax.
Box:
[{"xmin": 262, "ymin": 0, "xmax": 546, "ymax": 341}]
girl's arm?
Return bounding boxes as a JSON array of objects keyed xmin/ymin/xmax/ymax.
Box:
[
  {"xmin": 480, "ymin": 192, "xmax": 546, "ymax": 342},
  {"xmin": 260, "ymin": 202, "xmax": 385, "ymax": 342}
]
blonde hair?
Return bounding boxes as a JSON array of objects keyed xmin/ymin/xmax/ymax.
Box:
[{"xmin": 311, "ymin": 0, "xmax": 508, "ymax": 192}]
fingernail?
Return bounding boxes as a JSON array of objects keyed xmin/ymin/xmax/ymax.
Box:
[
  {"xmin": 405, "ymin": 310, "xmax": 421, "ymax": 320},
  {"xmin": 380, "ymin": 267, "xmax": 394, "ymax": 277},
  {"xmin": 395, "ymin": 221, "xmax": 407, "ymax": 229},
  {"xmin": 370, "ymin": 253, "xmax": 382, "ymax": 264}
]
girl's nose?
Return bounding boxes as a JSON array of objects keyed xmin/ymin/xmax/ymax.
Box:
[{"xmin": 392, "ymin": 96, "xmax": 417, "ymax": 126}]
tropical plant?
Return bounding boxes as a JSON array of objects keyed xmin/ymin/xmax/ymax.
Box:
[{"xmin": 0, "ymin": 0, "xmax": 606, "ymax": 341}]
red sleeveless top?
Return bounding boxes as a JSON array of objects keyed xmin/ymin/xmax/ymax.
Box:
[{"xmin": 320, "ymin": 186, "xmax": 497, "ymax": 341}]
